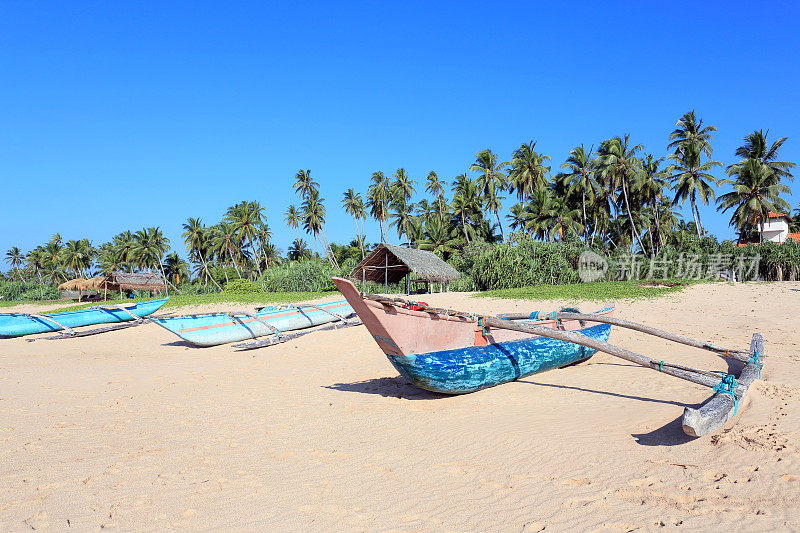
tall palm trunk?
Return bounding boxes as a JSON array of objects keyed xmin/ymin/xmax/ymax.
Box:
[
  {"xmin": 621, "ymin": 178, "xmax": 646, "ymax": 254},
  {"xmin": 690, "ymin": 195, "xmax": 702, "ymax": 237},
  {"xmin": 653, "ymin": 201, "xmax": 664, "ymax": 252},
  {"xmin": 581, "ymin": 192, "xmax": 588, "ymax": 241},
  {"xmin": 495, "ymin": 210, "xmax": 504, "ymax": 242},
  {"xmin": 198, "ymin": 249, "xmax": 222, "ymax": 290},
  {"xmin": 319, "ymin": 228, "xmax": 339, "ymax": 269},
  {"xmin": 461, "ymin": 213, "xmax": 470, "ymax": 244}
]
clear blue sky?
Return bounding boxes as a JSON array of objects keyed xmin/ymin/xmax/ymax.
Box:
[{"xmin": 2, "ymin": 1, "xmax": 798, "ymax": 264}]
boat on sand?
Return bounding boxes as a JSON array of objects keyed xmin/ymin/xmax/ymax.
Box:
[
  {"xmin": 0, "ymin": 298, "xmax": 169, "ymax": 337},
  {"xmin": 151, "ymin": 300, "xmax": 355, "ymax": 347}
]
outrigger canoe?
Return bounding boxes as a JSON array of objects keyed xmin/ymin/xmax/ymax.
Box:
[
  {"xmin": 151, "ymin": 299, "xmax": 355, "ymax": 347},
  {"xmin": 0, "ymin": 298, "xmax": 169, "ymax": 337},
  {"xmin": 333, "ymin": 277, "xmax": 614, "ymax": 394}
]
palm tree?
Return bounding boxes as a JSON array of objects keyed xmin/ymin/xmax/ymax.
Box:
[
  {"xmin": 717, "ymin": 158, "xmax": 791, "ymax": 239},
  {"xmin": 508, "ymin": 141, "xmax": 550, "ymax": 202},
  {"xmin": 392, "ymin": 168, "xmax": 416, "ymax": 203},
  {"xmin": 342, "ymin": 189, "xmax": 366, "ymax": 258},
  {"xmin": 163, "ymin": 252, "xmax": 190, "ymax": 286},
  {"xmin": 561, "ymin": 145, "xmax": 597, "ymax": 241},
  {"xmin": 667, "ymin": 142, "xmax": 721, "ymax": 238},
  {"xmin": 59, "ymin": 239, "xmax": 94, "ymax": 278},
  {"xmin": 634, "ymin": 154, "xmax": 669, "ymax": 252},
  {"xmin": 547, "ymin": 197, "xmax": 583, "ymax": 241},
  {"xmin": 470, "ymin": 149, "xmax": 508, "ymax": 241},
  {"xmin": 113, "ymin": 231, "xmax": 135, "ymax": 272},
  {"xmin": 596, "ymin": 135, "xmax": 647, "ymax": 252},
  {"xmin": 451, "ymin": 175, "xmax": 482, "ymax": 244},
  {"xmin": 668, "ymin": 110, "xmax": 717, "ymax": 157},
  {"xmin": 25, "ymin": 247, "xmax": 46, "ymax": 283},
  {"xmin": 302, "ymin": 189, "xmax": 338, "ymax": 268},
  {"xmin": 288, "ymin": 238, "xmax": 311, "ymax": 261},
  {"xmin": 418, "ymin": 216, "xmax": 459, "ymax": 257},
  {"xmin": 182, "ymin": 217, "xmax": 222, "ymax": 290},
  {"xmin": 285, "ymin": 205, "xmax": 302, "ymax": 246},
  {"xmin": 226, "ymin": 201, "xmax": 266, "ymax": 277},
  {"xmin": 211, "ymin": 222, "xmax": 243, "ymax": 282},
  {"xmin": 293, "ymin": 169, "xmax": 319, "ymax": 199},
  {"xmin": 5, "ymin": 246, "xmax": 26, "ymax": 284},
  {"xmin": 133, "ymin": 228, "xmax": 172, "ymax": 292},
  {"xmin": 367, "ymin": 171, "xmax": 390, "ymax": 242},
  {"xmin": 425, "ymin": 171, "xmax": 447, "ymax": 213},
  {"xmin": 728, "ymin": 130, "xmax": 795, "ymax": 182}
]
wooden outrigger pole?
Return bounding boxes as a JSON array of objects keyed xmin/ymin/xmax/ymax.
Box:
[{"xmin": 362, "ymin": 293, "xmax": 764, "ymax": 437}]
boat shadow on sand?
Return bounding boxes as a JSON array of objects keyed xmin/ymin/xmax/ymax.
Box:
[{"xmin": 324, "ymin": 376, "xmax": 448, "ymax": 400}]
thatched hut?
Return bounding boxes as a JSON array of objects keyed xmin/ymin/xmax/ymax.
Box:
[
  {"xmin": 350, "ymin": 243, "xmax": 460, "ymax": 294},
  {"xmin": 103, "ymin": 271, "xmax": 167, "ymax": 295},
  {"xmin": 57, "ymin": 278, "xmax": 86, "ymax": 291}
]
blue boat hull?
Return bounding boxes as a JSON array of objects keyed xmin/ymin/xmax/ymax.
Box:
[
  {"xmin": 386, "ymin": 323, "xmax": 612, "ymax": 394},
  {"xmin": 0, "ymin": 298, "xmax": 169, "ymax": 337},
  {"xmin": 150, "ymin": 300, "xmax": 354, "ymax": 346}
]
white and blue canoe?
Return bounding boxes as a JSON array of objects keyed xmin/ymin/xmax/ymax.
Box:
[
  {"xmin": 0, "ymin": 298, "xmax": 169, "ymax": 338},
  {"xmin": 150, "ymin": 300, "xmax": 356, "ymax": 347}
]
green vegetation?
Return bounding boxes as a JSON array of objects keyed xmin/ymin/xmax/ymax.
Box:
[{"xmin": 476, "ymin": 280, "xmax": 692, "ymax": 301}]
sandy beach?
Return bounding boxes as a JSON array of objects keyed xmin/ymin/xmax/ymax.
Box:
[{"xmin": 1, "ymin": 282, "xmax": 799, "ymax": 531}]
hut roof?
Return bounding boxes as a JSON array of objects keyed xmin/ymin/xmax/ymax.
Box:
[
  {"xmin": 58, "ymin": 278, "xmax": 87, "ymax": 291},
  {"xmin": 350, "ymin": 243, "xmax": 460, "ymax": 284},
  {"xmin": 109, "ymin": 271, "xmax": 167, "ymax": 291},
  {"xmin": 77, "ymin": 276, "xmax": 107, "ymax": 290}
]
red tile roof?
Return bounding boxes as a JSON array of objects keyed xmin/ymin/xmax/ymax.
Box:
[
  {"xmin": 788, "ymin": 233, "xmax": 800, "ymax": 243},
  {"xmin": 767, "ymin": 211, "xmax": 792, "ymax": 221}
]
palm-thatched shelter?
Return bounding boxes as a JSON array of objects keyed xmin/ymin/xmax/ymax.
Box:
[
  {"xmin": 57, "ymin": 278, "xmax": 86, "ymax": 291},
  {"xmin": 104, "ymin": 272, "xmax": 167, "ymax": 294},
  {"xmin": 350, "ymin": 243, "xmax": 460, "ymax": 294}
]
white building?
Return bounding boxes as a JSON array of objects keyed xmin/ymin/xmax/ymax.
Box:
[{"xmin": 757, "ymin": 212, "xmax": 799, "ymax": 243}]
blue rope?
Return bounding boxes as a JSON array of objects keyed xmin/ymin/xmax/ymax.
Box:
[
  {"xmin": 529, "ymin": 311, "xmax": 539, "ymax": 320},
  {"xmin": 712, "ymin": 373, "xmax": 739, "ymax": 415},
  {"xmin": 748, "ymin": 351, "xmax": 762, "ymax": 378},
  {"xmin": 477, "ymin": 317, "xmax": 489, "ymax": 338}
]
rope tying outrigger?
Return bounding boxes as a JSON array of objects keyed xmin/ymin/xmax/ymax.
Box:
[{"xmin": 712, "ymin": 374, "xmax": 739, "ymax": 415}]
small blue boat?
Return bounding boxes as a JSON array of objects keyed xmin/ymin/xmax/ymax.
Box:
[
  {"xmin": 333, "ymin": 277, "xmax": 614, "ymax": 394},
  {"xmin": 0, "ymin": 298, "xmax": 169, "ymax": 337},
  {"xmin": 151, "ymin": 300, "xmax": 355, "ymax": 347}
]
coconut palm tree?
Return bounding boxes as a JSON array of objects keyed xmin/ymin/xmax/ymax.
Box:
[
  {"xmin": 59, "ymin": 239, "xmax": 94, "ymax": 278},
  {"xmin": 367, "ymin": 171, "xmax": 390, "ymax": 242},
  {"xmin": 418, "ymin": 216, "xmax": 459, "ymax": 257},
  {"xmin": 392, "ymin": 168, "xmax": 416, "ymax": 203},
  {"xmin": 508, "ymin": 141, "xmax": 550, "ymax": 202},
  {"xmin": 596, "ymin": 135, "xmax": 647, "ymax": 252},
  {"xmin": 163, "ymin": 252, "xmax": 190, "ymax": 286},
  {"xmin": 667, "ymin": 142, "xmax": 721, "ymax": 238},
  {"xmin": 288, "ymin": 238, "xmax": 311, "ymax": 261},
  {"xmin": 425, "ymin": 171, "xmax": 447, "ymax": 212},
  {"xmin": 717, "ymin": 158, "xmax": 791, "ymax": 239},
  {"xmin": 226, "ymin": 201, "xmax": 266, "ymax": 277},
  {"xmin": 560, "ymin": 145, "xmax": 598, "ymax": 241},
  {"xmin": 6, "ymin": 246, "xmax": 26, "ymax": 284},
  {"xmin": 285, "ymin": 205, "xmax": 301, "ymax": 246},
  {"xmin": 182, "ymin": 217, "xmax": 222, "ymax": 290},
  {"xmin": 302, "ymin": 189, "xmax": 338, "ymax": 268},
  {"xmin": 210, "ymin": 222, "xmax": 242, "ymax": 282},
  {"xmin": 728, "ymin": 130, "xmax": 795, "ymax": 182},
  {"xmin": 470, "ymin": 149, "xmax": 508, "ymax": 241},
  {"xmin": 451, "ymin": 175, "xmax": 481, "ymax": 244},
  {"xmin": 547, "ymin": 197, "xmax": 583, "ymax": 242},
  {"xmin": 293, "ymin": 169, "xmax": 319, "ymax": 199},
  {"xmin": 668, "ymin": 110, "xmax": 717, "ymax": 157},
  {"xmin": 342, "ymin": 188, "xmax": 366, "ymax": 259},
  {"xmin": 132, "ymin": 228, "xmax": 172, "ymax": 292},
  {"xmin": 635, "ymin": 154, "xmax": 669, "ymax": 252}
]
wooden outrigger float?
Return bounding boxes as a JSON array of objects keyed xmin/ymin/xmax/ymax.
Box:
[{"xmin": 333, "ymin": 277, "xmax": 764, "ymax": 437}]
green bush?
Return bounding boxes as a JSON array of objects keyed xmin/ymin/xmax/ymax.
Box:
[
  {"xmin": 259, "ymin": 260, "xmax": 342, "ymax": 293},
  {"xmin": 224, "ymin": 279, "xmax": 263, "ymax": 294},
  {"xmin": 0, "ymin": 281, "xmax": 60, "ymax": 301}
]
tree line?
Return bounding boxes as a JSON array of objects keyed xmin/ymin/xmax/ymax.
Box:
[{"xmin": 3, "ymin": 110, "xmax": 797, "ymax": 289}]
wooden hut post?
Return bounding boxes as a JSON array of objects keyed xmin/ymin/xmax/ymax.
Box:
[
  {"xmin": 406, "ymin": 271, "xmax": 410, "ymax": 295},
  {"xmin": 384, "ymin": 250, "xmax": 389, "ymax": 294},
  {"xmin": 362, "ymin": 268, "xmax": 366, "ymax": 293}
]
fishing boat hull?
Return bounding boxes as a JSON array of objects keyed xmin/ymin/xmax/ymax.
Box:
[
  {"xmin": 0, "ymin": 298, "xmax": 169, "ymax": 337},
  {"xmin": 150, "ymin": 300, "xmax": 354, "ymax": 347},
  {"xmin": 332, "ymin": 277, "xmax": 614, "ymax": 394}
]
